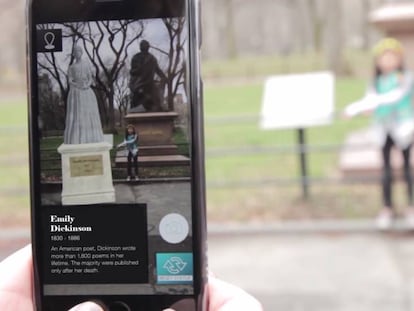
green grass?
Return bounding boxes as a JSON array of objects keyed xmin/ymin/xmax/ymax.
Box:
[
  {"xmin": 204, "ymin": 78, "xmax": 369, "ymax": 180},
  {"xmin": 38, "ymin": 129, "xmax": 190, "ymax": 179},
  {"xmin": 0, "ymin": 74, "xmax": 390, "ymax": 223},
  {"xmin": 0, "ymin": 100, "xmax": 28, "ymax": 127},
  {"xmin": 0, "ymin": 100, "xmax": 30, "ymax": 224},
  {"xmin": 202, "ymin": 77, "xmax": 402, "ymax": 221},
  {"xmin": 202, "ymin": 50, "xmax": 372, "ymax": 80}
]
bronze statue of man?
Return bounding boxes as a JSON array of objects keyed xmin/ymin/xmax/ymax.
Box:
[{"xmin": 129, "ymin": 40, "xmax": 167, "ymax": 112}]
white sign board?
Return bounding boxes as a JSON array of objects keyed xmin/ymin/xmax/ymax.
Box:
[{"xmin": 260, "ymin": 72, "xmax": 335, "ymax": 130}]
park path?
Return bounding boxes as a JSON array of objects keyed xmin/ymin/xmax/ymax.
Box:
[
  {"xmin": 209, "ymin": 230, "xmax": 414, "ymax": 311},
  {"xmin": 3, "ymin": 225, "xmax": 414, "ymax": 311}
]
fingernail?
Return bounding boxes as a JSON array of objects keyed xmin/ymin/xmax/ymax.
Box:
[{"xmin": 69, "ymin": 302, "xmax": 104, "ymax": 311}]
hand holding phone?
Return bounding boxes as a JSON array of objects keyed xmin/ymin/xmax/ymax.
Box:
[
  {"xmin": 0, "ymin": 247, "xmax": 262, "ymax": 311},
  {"xmin": 27, "ymin": 0, "xmax": 206, "ymax": 310}
]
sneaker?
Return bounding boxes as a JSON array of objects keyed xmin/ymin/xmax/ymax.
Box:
[
  {"xmin": 376, "ymin": 209, "xmax": 393, "ymax": 230},
  {"xmin": 134, "ymin": 176, "xmax": 139, "ymax": 181},
  {"xmin": 405, "ymin": 208, "xmax": 414, "ymax": 229},
  {"xmin": 126, "ymin": 176, "xmax": 131, "ymax": 181}
]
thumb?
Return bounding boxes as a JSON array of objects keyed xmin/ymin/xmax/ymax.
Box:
[{"xmin": 68, "ymin": 302, "xmax": 104, "ymax": 311}]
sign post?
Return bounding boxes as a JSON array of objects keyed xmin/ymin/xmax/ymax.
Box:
[
  {"xmin": 261, "ymin": 72, "xmax": 335, "ymax": 199},
  {"xmin": 297, "ymin": 128, "xmax": 309, "ymax": 199}
]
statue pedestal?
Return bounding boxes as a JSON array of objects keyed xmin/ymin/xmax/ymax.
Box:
[
  {"xmin": 58, "ymin": 142, "xmax": 115, "ymax": 205},
  {"xmin": 371, "ymin": 3, "xmax": 414, "ymax": 69},
  {"xmin": 116, "ymin": 112, "xmax": 190, "ymax": 173},
  {"xmin": 124, "ymin": 112, "xmax": 178, "ymax": 145}
]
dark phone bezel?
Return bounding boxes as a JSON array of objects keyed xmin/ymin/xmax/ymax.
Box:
[{"xmin": 26, "ymin": 0, "xmax": 207, "ymax": 310}]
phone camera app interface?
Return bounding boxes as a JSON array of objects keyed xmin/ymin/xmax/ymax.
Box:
[
  {"xmin": 37, "ymin": 29, "xmax": 63, "ymax": 52},
  {"xmin": 35, "ymin": 16, "xmax": 194, "ymax": 296}
]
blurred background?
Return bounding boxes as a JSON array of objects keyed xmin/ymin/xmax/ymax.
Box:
[
  {"xmin": 0, "ymin": 0, "xmax": 394, "ymax": 226},
  {"xmin": 3, "ymin": 0, "xmax": 414, "ymax": 310}
]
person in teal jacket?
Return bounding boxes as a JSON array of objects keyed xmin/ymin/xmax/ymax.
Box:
[
  {"xmin": 117, "ymin": 124, "xmax": 139, "ymax": 181},
  {"xmin": 345, "ymin": 38, "xmax": 414, "ymax": 229}
]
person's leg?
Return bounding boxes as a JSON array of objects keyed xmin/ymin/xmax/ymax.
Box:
[
  {"xmin": 402, "ymin": 146, "xmax": 413, "ymax": 206},
  {"xmin": 134, "ymin": 154, "xmax": 138, "ymax": 178},
  {"xmin": 377, "ymin": 135, "xmax": 394, "ymax": 229},
  {"xmin": 127, "ymin": 151, "xmax": 133, "ymax": 179},
  {"xmin": 382, "ymin": 135, "xmax": 394, "ymax": 208},
  {"xmin": 401, "ymin": 144, "xmax": 414, "ymax": 227}
]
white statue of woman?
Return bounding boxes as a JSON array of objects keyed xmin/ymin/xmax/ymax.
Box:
[{"xmin": 64, "ymin": 45, "xmax": 104, "ymax": 144}]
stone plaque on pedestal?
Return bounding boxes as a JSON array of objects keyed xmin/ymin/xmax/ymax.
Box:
[
  {"xmin": 58, "ymin": 142, "xmax": 115, "ymax": 205},
  {"xmin": 115, "ymin": 111, "xmax": 190, "ymax": 171},
  {"xmin": 124, "ymin": 112, "xmax": 178, "ymax": 145}
]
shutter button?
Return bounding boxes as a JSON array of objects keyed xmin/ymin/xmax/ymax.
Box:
[{"xmin": 108, "ymin": 301, "xmax": 131, "ymax": 311}]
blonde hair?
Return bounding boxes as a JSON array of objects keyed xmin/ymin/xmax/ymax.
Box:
[{"xmin": 373, "ymin": 38, "xmax": 404, "ymax": 57}]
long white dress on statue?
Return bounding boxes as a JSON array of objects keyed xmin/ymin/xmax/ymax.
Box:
[{"xmin": 64, "ymin": 60, "xmax": 104, "ymax": 144}]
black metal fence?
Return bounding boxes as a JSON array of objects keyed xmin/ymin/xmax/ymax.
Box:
[
  {"xmin": 0, "ymin": 117, "xmax": 381, "ymax": 196},
  {"xmin": 203, "ymin": 114, "xmax": 382, "ymax": 195}
]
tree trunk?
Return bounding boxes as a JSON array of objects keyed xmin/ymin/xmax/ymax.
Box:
[
  {"xmin": 294, "ymin": 0, "xmax": 308, "ymax": 54},
  {"xmin": 309, "ymin": 0, "xmax": 323, "ymax": 53},
  {"xmin": 325, "ymin": 0, "xmax": 345, "ymax": 74},
  {"xmin": 361, "ymin": 0, "xmax": 372, "ymax": 50},
  {"xmin": 108, "ymin": 89, "xmax": 116, "ymax": 133},
  {"xmin": 167, "ymin": 80, "xmax": 174, "ymax": 111},
  {"xmin": 224, "ymin": 0, "xmax": 237, "ymax": 59}
]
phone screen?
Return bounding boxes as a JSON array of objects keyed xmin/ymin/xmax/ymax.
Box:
[{"xmin": 29, "ymin": 0, "xmax": 205, "ymax": 309}]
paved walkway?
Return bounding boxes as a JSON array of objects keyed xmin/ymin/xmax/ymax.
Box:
[
  {"xmin": 209, "ymin": 231, "xmax": 414, "ymax": 311},
  {"xmin": 42, "ymin": 182, "xmax": 192, "ymax": 237},
  {"xmin": 3, "ymin": 224, "xmax": 414, "ymax": 310}
]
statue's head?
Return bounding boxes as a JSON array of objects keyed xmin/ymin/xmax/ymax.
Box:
[
  {"xmin": 140, "ymin": 40, "xmax": 150, "ymax": 53},
  {"xmin": 72, "ymin": 44, "xmax": 83, "ymax": 60}
]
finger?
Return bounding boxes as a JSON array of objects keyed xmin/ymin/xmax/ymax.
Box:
[
  {"xmin": 208, "ymin": 277, "xmax": 262, "ymax": 311},
  {"xmin": 0, "ymin": 245, "xmax": 34, "ymax": 311},
  {"xmin": 0, "ymin": 245, "xmax": 32, "ymax": 291},
  {"xmin": 68, "ymin": 301, "xmax": 104, "ymax": 311},
  {"xmin": 213, "ymin": 297, "xmax": 263, "ymax": 311}
]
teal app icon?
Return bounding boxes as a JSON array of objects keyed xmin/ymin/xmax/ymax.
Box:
[{"xmin": 156, "ymin": 253, "xmax": 193, "ymax": 285}]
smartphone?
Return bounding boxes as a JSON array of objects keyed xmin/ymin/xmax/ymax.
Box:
[{"xmin": 26, "ymin": 0, "xmax": 206, "ymax": 309}]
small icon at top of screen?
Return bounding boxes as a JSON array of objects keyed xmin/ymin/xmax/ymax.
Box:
[{"xmin": 37, "ymin": 29, "xmax": 63, "ymax": 53}]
